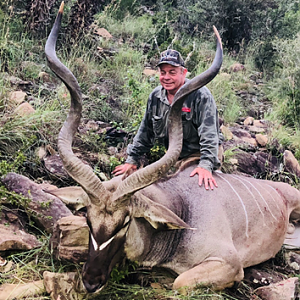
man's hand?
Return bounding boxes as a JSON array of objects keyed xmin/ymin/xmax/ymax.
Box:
[
  {"xmin": 112, "ymin": 163, "xmax": 137, "ymax": 179},
  {"xmin": 190, "ymin": 167, "xmax": 217, "ymax": 190}
]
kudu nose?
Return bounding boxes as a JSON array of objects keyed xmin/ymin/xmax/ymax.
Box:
[
  {"xmin": 82, "ymin": 263, "xmax": 107, "ymax": 293},
  {"xmin": 83, "ymin": 279, "xmax": 104, "ymax": 294}
]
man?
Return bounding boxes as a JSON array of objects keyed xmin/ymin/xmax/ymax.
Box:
[{"xmin": 113, "ymin": 49, "xmax": 223, "ymax": 190}]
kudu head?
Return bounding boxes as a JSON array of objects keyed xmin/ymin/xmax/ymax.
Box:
[{"xmin": 45, "ymin": 2, "xmax": 223, "ymax": 293}]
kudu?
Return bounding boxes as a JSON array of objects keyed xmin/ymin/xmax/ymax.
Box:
[{"xmin": 46, "ymin": 2, "xmax": 300, "ymax": 294}]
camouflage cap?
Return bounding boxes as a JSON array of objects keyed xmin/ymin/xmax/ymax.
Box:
[{"xmin": 157, "ymin": 49, "xmax": 185, "ymax": 67}]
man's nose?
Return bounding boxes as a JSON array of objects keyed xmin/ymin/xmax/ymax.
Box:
[{"xmin": 163, "ymin": 72, "xmax": 171, "ymax": 79}]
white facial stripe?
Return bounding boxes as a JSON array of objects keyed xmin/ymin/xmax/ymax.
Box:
[
  {"xmin": 91, "ymin": 233, "xmax": 115, "ymax": 251},
  {"xmin": 124, "ymin": 216, "xmax": 130, "ymax": 226},
  {"xmin": 90, "ymin": 218, "xmax": 131, "ymax": 252},
  {"xmin": 91, "ymin": 233, "xmax": 99, "ymax": 251},
  {"xmin": 99, "ymin": 235, "xmax": 115, "ymax": 251}
]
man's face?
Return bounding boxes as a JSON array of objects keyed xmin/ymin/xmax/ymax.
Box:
[{"xmin": 159, "ymin": 64, "xmax": 187, "ymax": 95}]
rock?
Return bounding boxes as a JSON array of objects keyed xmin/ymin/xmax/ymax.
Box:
[
  {"xmin": 0, "ymin": 257, "xmax": 6, "ymax": 267},
  {"xmin": 283, "ymin": 150, "xmax": 300, "ymax": 177},
  {"xmin": 9, "ymin": 90, "xmax": 27, "ymax": 106},
  {"xmin": 50, "ymin": 215, "xmax": 89, "ymax": 262},
  {"xmin": 93, "ymin": 27, "xmax": 112, "ymax": 39},
  {"xmin": 256, "ymin": 134, "xmax": 268, "ymax": 147},
  {"xmin": 43, "ymin": 154, "xmax": 69, "ymax": 179},
  {"xmin": 284, "ymin": 251, "xmax": 300, "ymax": 271},
  {"xmin": 37, "ymin": 181, "xmax": 58, "ymax": 191},
  {"xmin": 107, "ymin": 146, "xmax": 118, "ymax": 156},
  {"xmin": 254, "ymin": 151, "xmax": 280, "ymax": 174},
  {"xmin": 0, "ymin": 224, "xmax": 41, "ymax": 251},
  {"xmin": 229, "ymin": 63, "xmax": 245, "ymax": 73},
  {"xmin": 0, "ymin": 207, "xmax": 41, "ymax": 251},
  {"xmin": 233, "ymin": 150, "xmax": 279, "ymax": 176},
  {"xmin": 43, "ymin": 271, "xmax": 87, "ymax": 300},
  {"xmin": 230, "ymin": 127, "xmax": 253, "ymax": 139},
  {"xmin": 220, "ymin": 125, "xmax": 233, "ymax": 140},
  {"xmin": 85, "ymin": 120, "xmax": 99, "ymax": 131},
  {"xmin": 1, "ymin": 173, "xmax": 72, "ymax": 233},
  {"xmin": 244, "ymin": 116, "xmax": 254, "ymax": 126},
  {"xmin": 254, "ymin": 277, "xmax": 299, "ymax": 300},
  {"xmin": 253, "ymin": 119, "xmax": 269, "ymax": 128},
  {"xmin": 0, "ymin": 280, "xmax": 45, "ymax": 300},
  {"xmin": 248, "ymin": 125, "xmax": 265, "ymax": 133},
  {"xmin": 36, "ymin": 145, "xmax": 57, "ymax": 161},
  {"xmin": 235, "ymin": 151, "xmax": 259, "ymax": 175},
  {"xmin": 0, "ymin": 260, "xmax": 13, "ymax": 273},
  {"xmin": 143, "ymin": 68, "xmax": 159, "ymax": 77},
  {"xmin": 244, "ymin": 267, "xmax": 285, "ymax": 289},
  {"xmin": 36, "ymin": 145, "xmax": 56, "ymax": 161},
  {"xmin": 225, "ymin": 158, "xmax": 238, "ymax": 172},
  {"xmin": 42, "ymin": 150, "xmax": 97, "ymax": 180},
  {"xmin": 229, "ymin": 127, "xmax": 258, "ymax": 149},
  {"xmin": 284, "ymin": 224, "xmax": 300, "ymax": 249},
  {"xmin": 8, "ymin": 76, "xmax": 32, "ymax": 86},
  {"xmin": 38, "ymin": 71, "xmax": 51, "ymax": 83},
  {"xmin": 97, "ymin": 121, "xmax": 110, "ymax": 128},
  {"xmin": 239, "ymin": 136, "xmax": 258, "ymax": 148},
  {"xmin": 13, "ymin": 102, "xmax": 35, "ymax": 117},
  {"xmin": 37, "ymin": 146, "xmax": 47, "ymax": 160},
  {"xmin": 229, "ymin": 158, "xmax": 238, "ymax": 165}
]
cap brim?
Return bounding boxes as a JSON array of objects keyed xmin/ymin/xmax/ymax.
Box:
[{"xmin": 157, "ymin": 61, "xmax": 182, "ymax": 67}]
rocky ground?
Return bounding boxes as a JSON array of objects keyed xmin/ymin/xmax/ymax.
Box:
[{"xmin": 2, "ymin": 67, "xmax": 300, "ymax": 299}]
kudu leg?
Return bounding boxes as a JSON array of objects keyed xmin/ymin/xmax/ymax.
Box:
[{"xmin": 173, "ymin": 256, "xmax": 244, "ymax": 291}]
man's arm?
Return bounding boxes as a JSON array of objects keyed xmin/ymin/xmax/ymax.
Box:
[
  {"xmin": 113, "ymin": 96, "xmax": 155, "ymax": 176},
  {"xmin": 125, "ymin": 110, "xmax": 155, "ymax": 165}
]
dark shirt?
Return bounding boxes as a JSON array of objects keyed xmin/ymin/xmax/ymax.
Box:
[{"xmin": 126, "ymin": 81, "xmax": 223, "ymax": 172}]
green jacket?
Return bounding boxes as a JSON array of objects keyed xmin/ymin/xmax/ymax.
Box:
[{"xmin": 126, "ymin": 82, "xmax": 223, "ymax": 173}]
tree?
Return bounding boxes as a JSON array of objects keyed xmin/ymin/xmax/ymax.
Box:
[{"xmin": 171, "ymin": 0, "xmax": 300, "ymax": 54}]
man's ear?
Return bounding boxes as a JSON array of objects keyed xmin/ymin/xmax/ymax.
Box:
[{"xmin": 132, "ymin": 192, "xmax": 195, "ymax": 230}]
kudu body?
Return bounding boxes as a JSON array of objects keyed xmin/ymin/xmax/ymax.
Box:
[{"xmin": 46, "ymin": 3, "xmax": 300, "ymax": 293}]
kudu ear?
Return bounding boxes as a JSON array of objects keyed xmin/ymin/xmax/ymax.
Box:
[
  {"xmin": 133, "ymin": 192, "xmax": 194, "ymax": 230},
  {"xmin": 44, "ymin": 186, "xmax": 88, "ymax": 210}
]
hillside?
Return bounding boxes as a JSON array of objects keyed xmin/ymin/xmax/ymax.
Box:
[{"xmin": 1, "ymin": 0, "xmax": 300, "ymax": 299}]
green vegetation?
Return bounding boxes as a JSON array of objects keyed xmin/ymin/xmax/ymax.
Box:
[
  {"xmin": 0, "ymin": 234, "xmax": 81, "ymax": 294},
  {"xmin": 1, "ymin": 0, "xmax": 300, "ymax": 299},
  {"xmin": 265, "ymin": 34, "xmax": 300, "ymax": 128}
]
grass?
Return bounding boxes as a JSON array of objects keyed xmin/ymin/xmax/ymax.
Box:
[
  {"xmin": 0, "ymin": 233, "xmax": 78, "ymax": 284},
  {"xmin": 0, "ymin": 249, "xmax": 242, "ymax": 300},
  {"xmin": 1, "ymin": 1, "xmax": 300, "ymax": 299},
  {"xmin": 0, "ymin": 241, "xmax": 289, "ymax": 300},
  {"xmin": 95, "ymin": 12, "xmax": 156, "ymax": 45},
  {"xmin": 207, "ymin": 72, "xmax": 242, "ymax": 124},
  {"xmin": 221, "ymin": 148, "xmax": 239, "ymax": 174},
  {"xmin": 266, "ymin": 123, "xmax": 300, "ymax": 161},
  {"xmin": 90, "ymin": 282, "xmax": 235, "ymax": 300},
  {"xmin": 263, "ymin": 34, "xmax": 300, "ymax": 129}
]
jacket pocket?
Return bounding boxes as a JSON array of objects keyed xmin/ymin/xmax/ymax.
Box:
[
  {"xmin": 182, "ymin": 113, "xmax": 195, "ymax": 139},
  {"xmin": 152, "ymin": 115, "xmax": 167, "ymax": 139}
]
